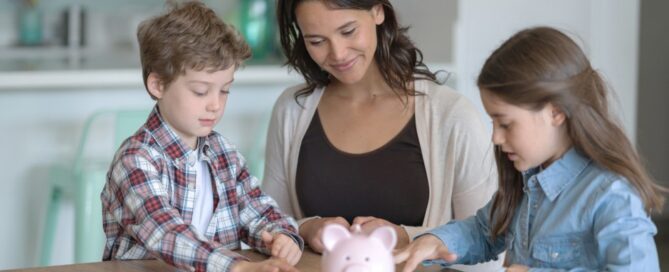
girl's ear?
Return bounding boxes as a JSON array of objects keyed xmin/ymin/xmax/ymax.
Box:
[
  {"xmin": 549, "ymin": 103, "xmax": 567, "ymax": 126},
  {"xmin": 371, "ymin": 4, "xmax": 385, "ymax": 25},
  {"xmin": 147, "ymin": 73, "xmax": 165, "ymax": 99}
]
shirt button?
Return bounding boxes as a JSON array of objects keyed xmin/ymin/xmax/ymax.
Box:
[
  {"xmin": 188, "ymin": 155, "xmax": 196, "ymax": 167},
  {"xmin": 551, "ymin": 252, "xmax": 559, "ymax": 259},
  {"xmin": 188, "ymin": 183, "xmax": 195, "ymax": 190}
]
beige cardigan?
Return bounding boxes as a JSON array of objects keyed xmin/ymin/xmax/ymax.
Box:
[{"xmin": 262, "ymin": 79, "xmax": 498, "ymax": 238}]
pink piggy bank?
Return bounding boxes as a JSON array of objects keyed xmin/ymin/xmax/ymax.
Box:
[{"xmin": 321, "ymin": 224, "xmax": 397, "ymax": 272}]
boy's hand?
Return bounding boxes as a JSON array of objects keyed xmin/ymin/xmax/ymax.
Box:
[
  {"xmin": 230, "ymin": 259, "xmax": 298, "ymax": 272},
  {"xmin": 261, "ymin": 231, "xmax": 302, "ymax": 265},
  {"xmin": 394, "ymin": 234, "xmax": 457, "ymax": 272},
  {"xmin": 352, "ymin": 216, "xmax": 410, "ymax": 249},
  {"xmin": 299, "ymin": 217, "xmax": 350, "ymax": 253},
  {"xmin": 506, "ymin": 264, "xmax": 530, "ymax": 272}
]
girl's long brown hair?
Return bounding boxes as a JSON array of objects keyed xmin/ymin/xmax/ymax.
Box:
[
  {"xmin": 478, "ymin": 27, "xmax": 667, "ymax": 239},
  {"xmin": 277, "ymin": 0, "xmax": 437, "ymax": 102}
]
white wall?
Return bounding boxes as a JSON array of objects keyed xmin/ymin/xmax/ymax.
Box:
[{"xmin": 455, "ymin": 0, "xmax": 639, "ymax": 142}]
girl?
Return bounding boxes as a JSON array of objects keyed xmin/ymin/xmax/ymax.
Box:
[{"xmin": 395, "ymin": 27, "xmax": 666, "ymax": 271}]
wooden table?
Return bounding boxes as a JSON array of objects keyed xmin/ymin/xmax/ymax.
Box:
[{"xmin": 3, "ymin": 250, "xmax": 458, "ymax": 271}]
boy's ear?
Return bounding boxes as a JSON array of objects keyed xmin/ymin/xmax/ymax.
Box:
[
  {"xmin": 371, "ymin": 4, "xmax": 385, "ymax": 25},
  {"xmin": 146, "ymin": 73, "xmax": 165, "ymax": 99}
]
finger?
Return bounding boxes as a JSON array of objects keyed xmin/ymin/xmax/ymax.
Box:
[
  {"xmin": 290, "ymin": 248, "xmax": 302, "ymax": 265},
  {"xmin": 402, "ymin": 254, "xmax": 423, "ymax": 272},
  {"xmin": 285, "ymin": 246, "xmax": 300, "ymax": 266},
  {"xmin": 271, "ymin": 242, "xmax": 282, "ymax": 257},
  {"xmin": 271, "ymin": 259, "xmax": 298, "ymax": 272},
  {"xmin": 394, "ymin": 248, "xmax": 410, "ymax": 264},
  {"xmin": 351, "ymin": 216, "xmax": 374, "ymax": 226},
  {"xmin": 437, "ymin": 247, "xmax": 457, "ymax": 263},
  {"xmin": 262, "ymin": 231, "xmax": 274, "ymax": 244},
  {"xmin": 358, "ymin": 219, "xmax": 384, "ymax": 234},
  {"xmin": 309, "ymin": 237, "xmax": 325, "ymax": 253},
  {"xmin": 333, "ymin": 217, "xmax": 350, "ymax": 227},
  {"xmin": 277, "ymin": 240, "xmax": 291, "ymax": 259}
]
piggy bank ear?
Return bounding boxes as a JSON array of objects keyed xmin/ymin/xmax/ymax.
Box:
[
  {"xmin": 322, "ymin": 224, "xmax": 351, "ymax": 252},
  {"xmin": 369, "ymin": 226, "xmax": 397, "ymax": 251}
]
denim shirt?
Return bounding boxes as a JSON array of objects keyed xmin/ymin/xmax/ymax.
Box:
[{"xmin": 425, "ymin": 149, "xmax": 659, "ymax": 271}]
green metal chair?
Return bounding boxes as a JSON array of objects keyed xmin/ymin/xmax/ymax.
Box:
[{"xmin": 40, "ymin": 109, "xmax": 149, "ymax": 265}]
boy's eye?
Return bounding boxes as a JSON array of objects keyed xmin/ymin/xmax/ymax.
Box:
[{"xmin": 192, "ymin": 90, "xmax": 207, "ymax": 96}]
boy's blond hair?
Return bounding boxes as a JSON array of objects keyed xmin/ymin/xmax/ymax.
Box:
[{"xmin": 137, "ymin": 1, "xmax": 251, "ymax": 99}]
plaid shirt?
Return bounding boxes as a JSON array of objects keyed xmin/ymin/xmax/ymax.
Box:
[{"xmin": 101, "ymin": 107, "xmax": 302, "ymax": 272}]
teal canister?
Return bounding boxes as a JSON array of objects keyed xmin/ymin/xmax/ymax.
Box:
[
  {"xmin": 239, "ymin": 0, "xmax": 277, "ymax": 61},
  {"xmin": 18, "ymin": 0, "xmax": 43, "ymax": 46}
]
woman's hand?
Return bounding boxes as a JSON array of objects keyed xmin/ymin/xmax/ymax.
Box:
[
  {"xmin": 299, "ymin": 217, "xmax": 350, "ymax": 253},
  {"xmin": 352, "ymin": 216, "xmax": 410, "ymax": 249},
  {"xmin": 230, "ymin": 259, "xmax": 298, "ymax": 272},
  {"xmin": 394, "ymin": 234, "xmax": 457, "ymax": 272},
  {"xmin": 261, "ymin": 231, "xmax": 302, "ymax": 265}
]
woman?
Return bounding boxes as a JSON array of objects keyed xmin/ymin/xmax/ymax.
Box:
[{"xmin": 262, "ymin": 0, "xmax": 497, "ymax": 259}]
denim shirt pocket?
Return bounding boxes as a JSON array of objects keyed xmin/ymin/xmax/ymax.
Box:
[{"xmin": 531, "ymin": 234, "xmax": 588, "ymax": 269}]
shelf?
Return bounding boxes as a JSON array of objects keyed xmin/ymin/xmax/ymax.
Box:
[
  {"xmin": 0, "ymin": 65, "xmax": 305, "ymax": 91},
  {"xmin": 0, "ymin": 51, "xmax": 453, "ymax": 90}
]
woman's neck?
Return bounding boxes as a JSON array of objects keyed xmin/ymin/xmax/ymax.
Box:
[{"xmin": 328, "ymin": 61, "xmax": 395, "ymax": 101}]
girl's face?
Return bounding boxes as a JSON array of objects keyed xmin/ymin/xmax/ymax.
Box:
[
  {"xmin": 480, "ymin": 89, "xmax": 571, "ymax": 172},
  {"xmin": 295, "ymin": 1, "xmax": 384, "ymax": 84}
]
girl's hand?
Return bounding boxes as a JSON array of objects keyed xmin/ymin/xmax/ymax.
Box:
[
  {"xmin": 230, "ymin": 259, "xmax": 298, "ymax": 272},
  {"xmin": 506, "ymin": 264, "xmax": 530, "ymax": 272},
  {"xmin": 261, "ymin": 231, "xmax": 302, "ymax": 265},
  {"xmin": 394, "ymin": 234, "xmax": 457, "ymax": 272},
  {"xmin": 352, "ymin": 216, "xmax": 410, "ymax": 249},
  {"xmin": 299, "ymin": 217, "xmax": 350, "ymax": 253}
]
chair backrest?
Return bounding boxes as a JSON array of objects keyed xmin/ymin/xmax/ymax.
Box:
[
  {"xmin": 113, "ymin": 109, "xmax": 151, "ymax": 149},
  {"xmin": 72, "ymin": 108, "xmax": 149, "ymax": 263}
]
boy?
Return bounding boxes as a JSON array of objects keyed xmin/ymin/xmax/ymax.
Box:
[{"xmin": 100, "ymin": 2, "xmax": 303, "ymax": 271}]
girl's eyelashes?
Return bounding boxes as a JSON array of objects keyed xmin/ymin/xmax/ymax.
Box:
[
  {"xmin": 491, "ymin": 120, "xmax": 511, "ymax": 129},
  {"xmin": 342, "ymin": 28, "xmax": 356, "ymax": 36},
  {"xmin": 192, "ymin": 90, "xmax": 207, "ymax": 96},
  {"xmin": 220, "ymin": 89, "xmax": 230, "ymax": 94}
]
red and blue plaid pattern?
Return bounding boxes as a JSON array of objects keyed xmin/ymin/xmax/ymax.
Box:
[{"xmin": 101, "ymin": 106, "xmax": 302, "ymax": 272}]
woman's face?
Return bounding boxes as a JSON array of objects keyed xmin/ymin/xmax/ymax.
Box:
[{"xmin": 295, "ymin": 1, "xmax": 385, "ymax": 84}]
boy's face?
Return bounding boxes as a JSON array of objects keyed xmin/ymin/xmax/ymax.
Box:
[{"xmin": 148, "ymin": 66, "xmax": 235, "ymax": 150}]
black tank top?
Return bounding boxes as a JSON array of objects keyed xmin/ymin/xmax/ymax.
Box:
[{"xmin": 295, "ymin": 111, "xmax": 429, "ymax": 226}]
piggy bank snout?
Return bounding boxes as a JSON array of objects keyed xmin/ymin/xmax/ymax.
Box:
[{"xmin": 343, "ymin": 263, "xmax": 371, "ymax": 272}]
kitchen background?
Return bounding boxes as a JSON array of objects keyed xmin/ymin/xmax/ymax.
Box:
[{"xmin": 0, "ymin": 0, "xmax": 666, "ymax": 270}]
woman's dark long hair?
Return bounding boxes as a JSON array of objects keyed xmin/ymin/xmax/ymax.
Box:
[
  {"xmin": 479, "ymin": 27, "xmax": 667, "ymax": 240},
  {"xmin": 277, "ymin": 0, "xmax": 437, "ymax": 101}
]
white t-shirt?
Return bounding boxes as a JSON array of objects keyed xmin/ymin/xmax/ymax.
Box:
[{"xmin": 191, "ymin": 147, "xmax": 214, "ymax": 235}]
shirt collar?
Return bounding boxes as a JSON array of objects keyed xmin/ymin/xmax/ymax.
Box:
[
  {"xmin": 145, "ymin": 105, "xmax": 212, "ymax": 163},
  {"xmin": 522, "ymin": 148, "xmax": 591, "ymax": 201}
]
